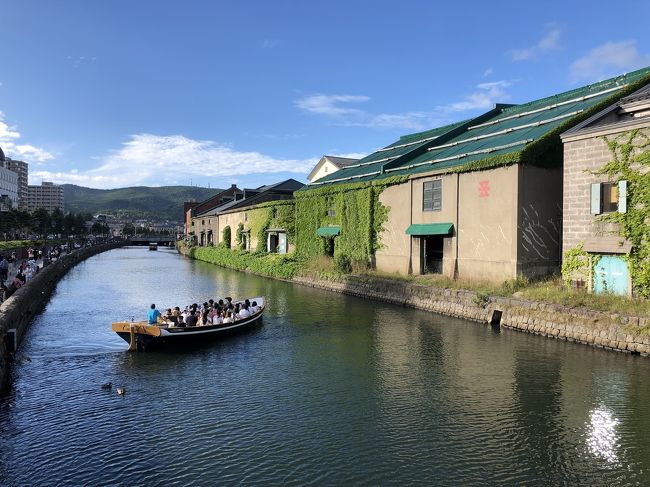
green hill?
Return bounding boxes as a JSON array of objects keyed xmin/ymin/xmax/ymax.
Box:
[{"xmin": 62, "ymin": 184, "xmax": 221, "ymax": 221}]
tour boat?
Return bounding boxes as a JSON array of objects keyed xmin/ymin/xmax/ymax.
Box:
[
  {"xmin": 111, "ymin": 297, "xmax": 265, "ymax": 351},
  {"xmin": 148, "ymin": 242, "xmax": 158, "ymax": 251}
]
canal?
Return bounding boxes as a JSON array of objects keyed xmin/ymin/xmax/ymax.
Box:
[{"xmin": 1, "ymin": 247, "xmax": 649, "ymax": 485}]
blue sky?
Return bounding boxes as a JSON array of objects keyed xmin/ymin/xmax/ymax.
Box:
[{"xmin": 1, "ymin": 0, "xmax": 649, "ymax": 189}]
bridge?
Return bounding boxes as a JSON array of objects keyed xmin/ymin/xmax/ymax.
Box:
[{"xmin": 127, "ymin": 235, "xmax": 176, "ymax": 246}]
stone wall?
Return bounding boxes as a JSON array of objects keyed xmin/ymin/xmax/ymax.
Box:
[
  {"xmin": 293, "ymin": 275, "xmax": 650, "ymax": 357},
  {"xmin": 0, "ymin": 243, "xmax": 122, "ymax": 392}
]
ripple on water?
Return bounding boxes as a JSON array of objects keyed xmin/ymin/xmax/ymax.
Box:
[{"xmin": 1, "ymin": 248, "xmax": 650, "ymax": 486}]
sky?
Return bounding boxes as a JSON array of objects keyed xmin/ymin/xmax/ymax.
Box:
[{"xmin": 1, "ymin": 0, "xmax": 649, "ymax": 190}]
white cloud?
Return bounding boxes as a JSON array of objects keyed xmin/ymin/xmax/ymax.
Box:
[
  {"xmin": 296, "ymin": 80, "xmax": 514, "ymax": 131},
  {"xmin": 295, "ymin": 94, "xmax": 370, "ymax": 117},
  {"xmin": 260, "ymin": 39, "xmax": 280, "ymax": 49},
  {"xmin": 442, "ymin": 80, "xmax": 513, "ymax": 112},
  {"xmin": 570, "ymin": 40, "xmax": 650, "ymax": 82},
  {"xmin": 0, "ymin": 112, "xmax": 54, "ymax": 162},
  {"xmin": 31, "ymin": 133, "xmax": 317, "ymax": 189},
  {"xmin": 511, "ymin": 25, "xmax": 561, "ymax": 61},
  {"xmin": 483, "ymin": 67, "xmax": 494, "ymax": 77}
]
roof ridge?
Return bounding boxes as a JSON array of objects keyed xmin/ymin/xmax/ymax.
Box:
[{"xmin": 499, "ymin": 66, "xmax": 650, "ymax": 115}]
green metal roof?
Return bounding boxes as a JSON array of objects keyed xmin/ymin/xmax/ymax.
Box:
[
  {"xmin": 316, "ymin": 226, "xmax": 341, "ymax": 237},
  {"xmin": 405, "ymin": 223, "xmax": 454, "ymax": 236},
  {"xmin": 305, "ymin": 66, "xmax": 650, "ymax": 189}
]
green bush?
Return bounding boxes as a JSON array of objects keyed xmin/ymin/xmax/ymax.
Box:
[
  {"xmin": 334, "ymin": 254, "xmax": 351, "ymax": 273},
  {"xmin": 189, "ymin": 246, "xmax": 302, "ymax": 279},
  {"xmin": 222, "ymin": 225, "xmax": 231, "ymax": 249}
]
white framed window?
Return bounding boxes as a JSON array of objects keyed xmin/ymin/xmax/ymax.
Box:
[{"xmin": 591, "ymin": 181, "xmax": 627, "ymax": 214}]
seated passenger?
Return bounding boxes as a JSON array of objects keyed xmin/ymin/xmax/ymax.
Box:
[
  {"xmin": 213, "ymin": 311, "xmax": 223, "ymax": 325},
  {"xmin": 147, "ymin": 304, "xmax": 162, "ymax": 325},
  {"xmin": 222, "ymin": 310, "xmax": 234, "ymax": 324},
  {"xmin": 250, "ymin": 301, "xmax": 259, "ymax": 313},
  {"xmin": 238, "ymin": 305, "xmax": 251, "ymax": 319},
  {"xmin": 185, "ymin": 310, "xmax": 198, "ymax": 327},
  {"xmin": 176, "ymin": 315, "xmax": 186, "ymax": 327}
]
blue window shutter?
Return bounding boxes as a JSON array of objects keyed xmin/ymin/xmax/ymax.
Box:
[
  {"xmin": 618, "ymin": 180, "xmax": 627, "ymax": 213},
  {"xmin": 591, "ymin": 183, "xmax": 601, "ymax": 214}
]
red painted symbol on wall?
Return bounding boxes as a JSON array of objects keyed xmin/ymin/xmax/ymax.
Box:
[{"xmin": 478, "ymin": 180, "xmax": 490, "ymax": 197}]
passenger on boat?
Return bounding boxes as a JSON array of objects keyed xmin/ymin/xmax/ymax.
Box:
[
  {"xmin": 148, "ymin": 304, "xmax": 162, "ymax": 325},
  {"xmin": 238, "ymin": 305, "xmax": 251, "ymax": 319},
  {"xmin": 250, "ymin": 301, "xmax": 259, "ymax": 313},
  {"xmin": 185, "ymin": 310, "xmax": 198, "ymax": 327},
  {"xmin": 213, "ymin": 311, "xmax": 224, "ymax": 325},
  {"xmin": 223, "ymin": 310, "xmax": 234, "ymax": 324},
  {"xmin": 176, "ymin": 315, "xmax": 186, "ymax": 327},
  {"xmin": 200, "ymin": 307, "xmax": 210, "ymax": 326}
]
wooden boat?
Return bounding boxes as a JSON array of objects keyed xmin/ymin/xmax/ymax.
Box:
[
  {"xmin": 148, "ymin": 242, "xmax": 158, "ymax": 251},
  {"xmin": 112, "ymin": 297, "xmax": 265, "ymax": 351}
]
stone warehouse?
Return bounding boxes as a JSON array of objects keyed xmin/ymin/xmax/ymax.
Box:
[
  {"xmin": 561, "ymin": 82, "xmax": 650, "ymax": 297},
  {"xmin": 296, "ymin": 67, "xmax": 650, "ymax": 283},
  {"xmin": 190, "ymin": 179, "xmax": 303, "ymax": 251}
]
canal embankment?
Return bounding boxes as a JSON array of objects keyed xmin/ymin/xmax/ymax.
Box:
[
  {"xmin": 0, "ymin": 242, "xmax": 123, "ymax": 391},
  {"xmin": 179, "ymin": 245, "xmax": 650, "ymax": 358}
]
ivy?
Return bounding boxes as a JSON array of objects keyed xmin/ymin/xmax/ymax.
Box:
[
  {"xmin": 294, "ymin": 178, "xmax": 402, "ymax": 267},
  {"xmin": 235, "ymin": 222, "xmax": 244, "ymax": 250},
  {"xmin": 221, "ymin": 225, "xmax": 231, "ymax": 249},
  {"xmin": 188, "ymin": 245, "xmax": 301, "ymax": 279},
  {"xmin": 561, "ymin": 244, "xmax": 591, "ymax": 285},
  {"xmin": 596, "ymin": 129, "xmax": 650, "ymax": 297},
  {"xmin": 244, "ymin": 201, "xmax": 296, "ymax": 252}
]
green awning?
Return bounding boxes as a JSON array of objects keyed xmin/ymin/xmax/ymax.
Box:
[
  {"xmin": 317, "ymin": 226, "xmax": 341, "ymax": 237},
  {"xmin": 405, "ymin": 223, "xmax": 453, "ymax": 236}
]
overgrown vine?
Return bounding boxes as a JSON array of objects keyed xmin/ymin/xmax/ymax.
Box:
[{"xmin": 596, "ymin": 129, "xmax": 650, "ymax": 297}]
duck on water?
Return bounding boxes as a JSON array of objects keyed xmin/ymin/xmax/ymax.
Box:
[{"xmin": 112, "ymin": 297, "xmax": 265, "ymax": 351}]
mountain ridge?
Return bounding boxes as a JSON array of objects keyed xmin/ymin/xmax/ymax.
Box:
[{"xmin": 62, "ymin": 184, "xmax": 222, "ymax": 221}]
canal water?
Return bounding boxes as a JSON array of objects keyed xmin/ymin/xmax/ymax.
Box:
[{"xmin": 1, "ymin": 247, "xmax": 649, "ymax": 486}]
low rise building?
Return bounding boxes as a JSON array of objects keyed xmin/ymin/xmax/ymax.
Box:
[
  {"xmin": 193, "ymin": 179, "xmax": 303, "ymax": 251},
  {"xmin": 561, "ymin": 83, "xmax": 650, "ymax": 296},
  {"xmin": 183, "ymin": 184, "xmax": 243, "ymax": 243},
  {"xmin": 307, "ymin": 155, "xmax": 358, "ymax": 183},
  {"xmin": 297, "ymin": 67, "xmax": 650, "ymax": 283}
]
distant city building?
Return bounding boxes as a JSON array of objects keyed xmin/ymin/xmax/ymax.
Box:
[
  {"xmin": 0, "ymin": 146, "xmax": 19, "ymax": 209},
  {"xmin": 5, "ymin": 158, "xmax": 29, "ymax": 209},
  {"xmin": 27, "ymin": 181, "xmax": 64, "ymax": 212}
]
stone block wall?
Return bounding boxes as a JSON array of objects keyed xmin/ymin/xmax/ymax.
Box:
[
  {"xmin": 293, "ymin": 275, "xmax": 650, "ymax": 357},
  {"xmin": 0, "ymin": 243, "xmax": 122, "ymax": 392}
]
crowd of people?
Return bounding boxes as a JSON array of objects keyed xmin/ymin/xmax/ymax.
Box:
[
  {"xmin": 148, "ymin": 297, "xmax": 261, "ymax": 328},
  {"xmin": 0, "ymin": 244, "xmax": 82, "ymax": 302},
  {"xmin": 0, "ymin": 249, "xmax": 42, "ymax": 301}
]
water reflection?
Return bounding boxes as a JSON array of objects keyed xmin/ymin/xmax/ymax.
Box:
[
  {"xmin": 587, "ymin": 407, "xmax": 620, "ymax": 465},
  {"xmin": 1, "ymin": 247, "xmax": 650, "ymax": 485}
]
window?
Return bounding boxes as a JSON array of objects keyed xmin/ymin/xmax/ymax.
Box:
[
  {"xmin": 591, "ymin": 181, "xmax": 627, "ymax": 214},
  {"xmin": 271, "ymin": 207, "xmax": 278, "ymax": 219},
  {"xmin": 423, "ymin": 180, "xmax": 442, "ymax": 211},
  {"xmin": 326, "ymin": 197, "xmax": 336, "ymax": 217}
]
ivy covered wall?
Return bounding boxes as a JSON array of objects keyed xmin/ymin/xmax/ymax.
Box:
[{"xmin": 294, "ymin": 177, "xmax": 400, "ymax": 264}]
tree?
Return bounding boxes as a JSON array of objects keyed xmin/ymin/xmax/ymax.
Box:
[
  {"xmin": 32, "ymin": 208, "xmax": 51, "ymax": 239},
  {"xmin": 122, "ymin": 223, "xmax": 136, "ymax": 236}
]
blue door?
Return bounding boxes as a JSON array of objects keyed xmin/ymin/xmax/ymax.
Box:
[{"xmin": 593, "ymin": 255, "xmax": 629, "ymax": 295}]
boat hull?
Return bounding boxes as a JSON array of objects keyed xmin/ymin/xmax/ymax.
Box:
[{"xmin": 113, "ymin": 298, "xmax": 265, "ymax": 351}]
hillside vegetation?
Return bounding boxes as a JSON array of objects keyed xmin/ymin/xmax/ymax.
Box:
[{"xmin": 63, "ymin": 184, "xmax": 221, "ymax": 221}]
